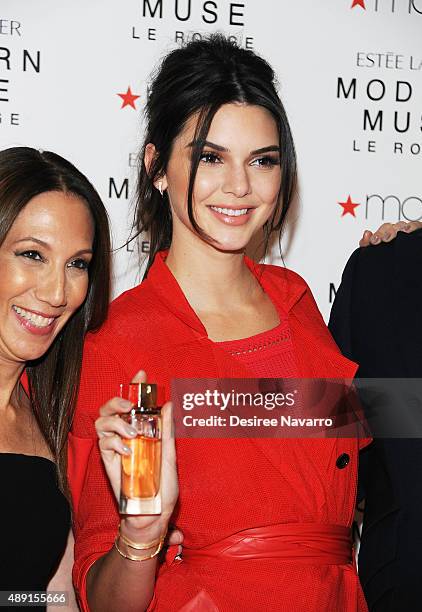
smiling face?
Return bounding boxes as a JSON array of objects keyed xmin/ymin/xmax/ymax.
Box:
[
  {"xmin": 159, "ymin": 103, "xmax": 281, "ymax": 253},
  {"xmin": 0, "ymin": 191, "xmax": 94, "ymax": 365}
]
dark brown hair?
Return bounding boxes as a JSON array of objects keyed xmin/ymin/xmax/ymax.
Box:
[
  {"xmin": 135, "ymin": 33, "xmax": 297, "ymax": 273},
  {"xmin": 0, "ymin": 146, "xmax": 111, "ymax": 495}
]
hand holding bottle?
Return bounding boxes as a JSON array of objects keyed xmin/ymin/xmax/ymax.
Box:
[{"xmin": 95, "ymin": 370, "xmax": 179, "ymax": 544}]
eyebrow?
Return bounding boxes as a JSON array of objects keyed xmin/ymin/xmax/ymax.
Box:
[
  {"xmin": 15, "ymin": 237, "xmax": 49, "ymax": 247},
  {"xmin": 187, "ymin": 140, "xmax": 280, "ymax": 155},
  {"xmin": 14, "ymin": 237, "xmax": 93, "ymax": 256}
]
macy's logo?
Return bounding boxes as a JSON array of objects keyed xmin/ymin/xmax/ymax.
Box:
[
  {"xmin": 338, "ymin": 194, "xmax": 422, "ymax": 221},
  {"xmin": 351, "ymin": 0, "xmax": 422, "ymax": 12}
]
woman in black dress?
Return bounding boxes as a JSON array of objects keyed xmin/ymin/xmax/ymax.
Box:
[{"xmin": 0, "ymin": 147, "xmax": 110, "ymax": 609}]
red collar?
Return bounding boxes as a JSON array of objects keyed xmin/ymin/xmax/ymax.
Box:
[{"xmin": 145, "ymin": 250, "xmax": 307, "ymax": 335}]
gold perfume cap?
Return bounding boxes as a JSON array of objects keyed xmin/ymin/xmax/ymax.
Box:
[{"xmin": 124, "ymin": 383, "xmax": 158, "ymax": 411}]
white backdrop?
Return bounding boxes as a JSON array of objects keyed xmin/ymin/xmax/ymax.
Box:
[{"xmin": 1, "ymin": 0, "xmax": 421, "ymax": 320}]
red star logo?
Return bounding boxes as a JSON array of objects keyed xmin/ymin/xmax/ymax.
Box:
[
  {"xmin": 117, "ymin": 87, "xmax": 140, "ymax": 110},
  {"xmin": 351, "ymin": 0, "xmax": 366, "ymax": 8},
  {"xmin": 338, "ymin": 195, "xmax": 360, "ymax": 217}
]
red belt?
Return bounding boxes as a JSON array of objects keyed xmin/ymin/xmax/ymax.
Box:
[{"xmin": 181, "ymin": 523, "xmax": 352, "ymax": 565}]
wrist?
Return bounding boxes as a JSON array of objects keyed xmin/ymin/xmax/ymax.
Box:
[
  {"xmin": 114, "ymin": 534, "xmax": 165, "ymax": 562},
  {"xmin": 119, "ymin": 517, "xmax": 168, "ymax": 544}
]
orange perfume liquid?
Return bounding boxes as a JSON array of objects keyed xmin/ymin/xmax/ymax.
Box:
[
  {"xmin": 121, "ymin": 435, "xmax": 162, "ymax": 499},
  {"xmin": 118, "ymin": 383, "xmax": 162, "ymax": 514}
]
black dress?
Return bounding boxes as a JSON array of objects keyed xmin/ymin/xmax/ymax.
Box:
[{"xmin": 0, "ymin": 454, "xmax": 71, "ymax": 611}]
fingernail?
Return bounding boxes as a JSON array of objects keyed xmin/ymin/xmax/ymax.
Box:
[
  {"xmin": 126, "ymin": 427, "xmax": 138, "ymax": 437},
  {"xmin": 118, "ymin": 399, "xmax": 132, "ymax": 409},
  {"xmin": 122, "ymin": 445, "xmax": 132, "ymax": 454},
  {"xmin": 404, "ymin": 224, "xmax": 411, "ymax": 232},
  {"xmin": 370, "ymin": 235, "xmax": 380, "ymax": 244}
]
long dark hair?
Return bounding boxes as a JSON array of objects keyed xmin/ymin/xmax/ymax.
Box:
[
  {"xmin": 0, "ymin": 146, "xmax": 111, "ymax": 495},
  {"xmin": 135, "ymin": 33, "xmax": 297, "ymax": 273}
]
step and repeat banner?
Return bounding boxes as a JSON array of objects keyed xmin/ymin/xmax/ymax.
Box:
[{"xmin": 0, "ymin": 1, "xmax": 420, "ymax": 319}]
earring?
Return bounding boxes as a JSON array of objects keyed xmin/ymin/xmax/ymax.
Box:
[{"xmin": 158, "ymin": 181, "xmax": 163, "ymax": 197}]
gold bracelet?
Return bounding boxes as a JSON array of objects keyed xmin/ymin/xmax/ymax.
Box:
[
  {"xmin": 114, "ymin": 535, "xmax": 165, "ymax": 561},
  {"xmin": 118, "ymin": 524, "xmax": 165, "ymax": 550}
]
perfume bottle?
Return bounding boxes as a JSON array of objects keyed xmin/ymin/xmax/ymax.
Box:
[{"xmin": 119, "ymin": 383, "xmax": 162, "ymax": 515}]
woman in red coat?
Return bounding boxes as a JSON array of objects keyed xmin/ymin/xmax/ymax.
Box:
[{"xmin": 71, "ymin": 35, "xmax": 370, "ymax": 611}]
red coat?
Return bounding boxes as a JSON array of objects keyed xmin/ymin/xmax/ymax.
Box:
[{"xmin": 70, "ymin": 252, "xmax": 370, "ymax": 611}]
